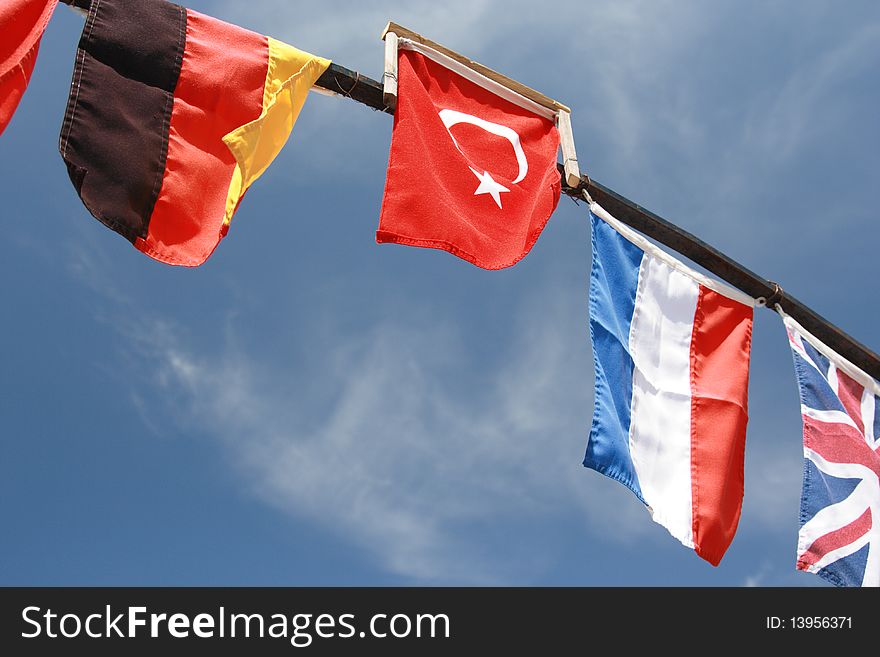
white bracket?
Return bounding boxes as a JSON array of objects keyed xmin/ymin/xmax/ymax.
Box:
[
  {"xmin": 557, "ymin": 110, "xmax": 581, "ymax": 188},
  {"xmin": 383, "ymin": 31, "xmax": 399, "ymax": 111}
]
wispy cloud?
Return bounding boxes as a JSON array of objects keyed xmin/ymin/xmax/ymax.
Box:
[
  {"xmin": 743, "ymin": 560, "xmax": 772, "ymax": 587},
  {"xmin": 742, "ymin": 561, "xmax": 822, "ymax": 587},
  {"xmin": 60, "ymin": 212, "xmax": 804, "ymax": 586},
  {"xmin": 60, "ymin": 225, "xmax": 665, "ymax": 583},
  {"xmin": 50, "ymin": 1, "xmax": 836, "ymax": 583},
  {"xmin": 741, "ymin": 21, "xmax": 880, "ymax": 165},
  {"xmin": 107, "ymin": 285, "xmax": 662, "ymax": 583}
]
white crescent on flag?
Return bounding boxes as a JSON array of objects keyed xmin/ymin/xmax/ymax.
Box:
[{"xmin": 438, "ymin": 108, "xmax": 528, "ymax": 209}]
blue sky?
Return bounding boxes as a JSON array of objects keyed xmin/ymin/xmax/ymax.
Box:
[{"xmin": 1, "ymin": 0, "xmax": 878, "ymax": 586}]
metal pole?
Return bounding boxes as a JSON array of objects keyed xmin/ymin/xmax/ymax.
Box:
[
  {"xmin": 57, "ymin": 2, "xmax": 880, "ymax": 380},
  {"xmin": 314, "ymin": 63, "xmax": 880, "ymax": 379}
]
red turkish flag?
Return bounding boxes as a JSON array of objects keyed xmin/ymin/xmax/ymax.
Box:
[{"xmin": 377, "ymin": 48, "xmax": 561, "ymax": 269}]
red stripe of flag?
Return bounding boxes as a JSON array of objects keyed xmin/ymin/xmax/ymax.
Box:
[
  {"xmin": 803, "ymin": 417, "xmax": 880, "ymax": 477},
  {"xmin": 835, "ymin": 369, "xmax": 865, "ymax": 435},
  {"xmin": 798, "ymin": 507, "xmax": 872, "ymax": 569},
  {"xmin": 689, "ymin": 285, "xmax": 753, "ymax": 566},
  {"xmin": 135, "ymin": 9, "xmax": 269, "ymax": 266}
]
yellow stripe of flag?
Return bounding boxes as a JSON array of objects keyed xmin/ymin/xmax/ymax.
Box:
[{"xmin": 222, "ymin": 39, "xmax": 331, "ymax": 225}]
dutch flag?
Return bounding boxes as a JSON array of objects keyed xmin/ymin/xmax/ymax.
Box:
[{"xmin": 585, "ymin": 203, "xmax": 755, "ymax": 565}]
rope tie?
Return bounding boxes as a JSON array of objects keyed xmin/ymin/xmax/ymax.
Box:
[
  {"xmin": 335, "ymin": 72, "xmax": 360, "ymax": 98},
  {"xmin": 756, "ymin": 282, "xmax": 784, "ymax": 309}
]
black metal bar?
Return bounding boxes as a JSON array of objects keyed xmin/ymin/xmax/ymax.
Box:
[
  {"xmin": 314, "ymin": 67, "xmax": 880, "ymax": 380},
  {"xmin": 60, "ymin": 0, "xmax": 91, "ymax": 10},
  {"xmin": 59, "ymin": 2, "xmax": 880, "ymax": 380},
  {"xmin": 316, "ymin": 64, "xmax": 391, "ymax": 114},
  {"xmin": 570, "ymin": 177, "xmax": 880, "ymax": 379}
]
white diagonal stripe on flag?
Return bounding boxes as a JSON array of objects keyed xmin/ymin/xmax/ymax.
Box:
[
  {"xmin": 861, "ymin": 389, "xmax": 878, "ymax": 450},
  {"xmin": 803, "ymin": 447, "xmax": 878, "ymax": 483},
  {"xmin": 801, "ymin": 405, "xmax": 861, "ymax": 432}
]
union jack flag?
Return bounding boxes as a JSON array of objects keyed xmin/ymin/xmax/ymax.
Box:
[{"xmin": 784, "ymin": 315, "xmax": 880, "ymax": 587}]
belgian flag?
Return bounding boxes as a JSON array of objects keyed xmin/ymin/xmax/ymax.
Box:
[{"xmin": 59, "ymin": 0, "xmax": 330, "ymax": 266}]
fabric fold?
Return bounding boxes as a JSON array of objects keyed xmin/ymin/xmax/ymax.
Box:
[
  {"xmin": 58, "ymin": 0, "xmax": 330, "ymax": 266},
  {"xmin": 782, "ymin": 311, "xmax": 879, "ymax": 587},
  {"xmin": 0, "ymin": 0, "xmax": 59, "ymax": 136},
  {"xmin": 377, "ymin": 41, "xmax": 561, "ymax": 270},
  {"xmin": 223, "ymin": 38, "xmax": 330, "ymax": 226},
  {"xmin": 585, "ymin": 202, "xmax": 754, "ymax": 566}
]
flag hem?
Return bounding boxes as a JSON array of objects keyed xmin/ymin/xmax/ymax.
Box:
[
  {"xmin": 590, "ymin": 202, "xmax": 757, "ymax": 308},
  {"xmin": 0, "ymin": 0, "xmax": 58, "ymax": 82},
  {"xmin": 397, "ymin": 38, "xmax": 558, "ymax": 122},
  {"xmin": 781, "ymin": 310, "xmax": 880, "ymax": 397}
]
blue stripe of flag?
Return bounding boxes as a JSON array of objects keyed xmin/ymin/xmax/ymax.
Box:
[
  {"xmin": 584, "ymin": 212, "xmax": 645, "ymax": 500},
  {"xmin": 792, "ymin": 349, "xmax": 848, "ymax": 415}
]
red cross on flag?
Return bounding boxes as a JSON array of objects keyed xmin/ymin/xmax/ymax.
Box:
[{"xmin": 377, "ymin": 41, "xmax": 562, "ymax": 270}]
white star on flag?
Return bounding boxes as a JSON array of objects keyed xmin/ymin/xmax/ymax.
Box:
[{"xmin": 469, "ymin": 167, "xmax": 509, "ymax": 209}]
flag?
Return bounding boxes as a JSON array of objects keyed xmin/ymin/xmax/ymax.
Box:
[
  {"xmin": 585, "ymin": 203, "xmax": 755, "ymax": 565},
  {"xmin": 377, "ymin": 40, "xmax": 561, "ymax": 270},
  {"xmin": 783, "ymin": 313, "xmax": 880, "ymax": 587},
  {"xmin": 1, "ymin": 0, "xmax": 58, "ymax": 136},
  {"xmin": 59, "ymin": 0, "xmax": 330, "ymax": 266}
]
